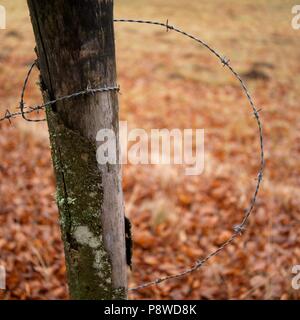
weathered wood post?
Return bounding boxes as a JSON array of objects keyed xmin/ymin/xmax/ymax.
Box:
[{"xmin": 27, "ymin": 0, "xmax": 127, "ymax": 299}]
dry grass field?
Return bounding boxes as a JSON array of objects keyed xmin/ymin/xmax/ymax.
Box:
[{"xmin": 0, "ymin": 0, "xmax": 299, "ymax": 299}]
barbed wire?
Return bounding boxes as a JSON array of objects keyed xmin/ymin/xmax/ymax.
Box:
[
  {"xmin": 0, "ymin": 18, "xmax": 264, "ymax": 293},
  {"xmin": 113, "ymin": 19, "xmax": 264, "ymax": 292},
  {"xmin": 0, "ymin": 62, "xmax": 120, "ymax": 123}
]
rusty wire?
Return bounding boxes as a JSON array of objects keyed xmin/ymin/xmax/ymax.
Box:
[{"xmin": 0, "ymin": 18, "xmax": 264, "ymax": 293}]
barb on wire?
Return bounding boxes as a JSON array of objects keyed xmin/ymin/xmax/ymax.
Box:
[
  {"xmin": 0, "ymin": 18, "xmax": 264, "ymax": 293},
  {"xmin": 113, "ymin": 18, "xmax": 264, "ymax": 292}
]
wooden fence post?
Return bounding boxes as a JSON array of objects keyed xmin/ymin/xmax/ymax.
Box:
[{"xmin": 27, "ymin": 0, "xmax": 127, "ymax": 299}]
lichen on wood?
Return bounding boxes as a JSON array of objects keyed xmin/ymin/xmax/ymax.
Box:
[{"xmin": 47, "ymin": 109, "xmax": 125, "ymax": 300}]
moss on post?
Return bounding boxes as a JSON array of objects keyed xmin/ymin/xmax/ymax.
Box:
[{"xmin": 47, "ymin": 109, "xmax": 125, "ymax": 300}]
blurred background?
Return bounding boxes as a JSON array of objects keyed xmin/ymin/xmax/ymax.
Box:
[{"xmin": 0, "ymin": 0, "xmax": 299, "ymax": 299}]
